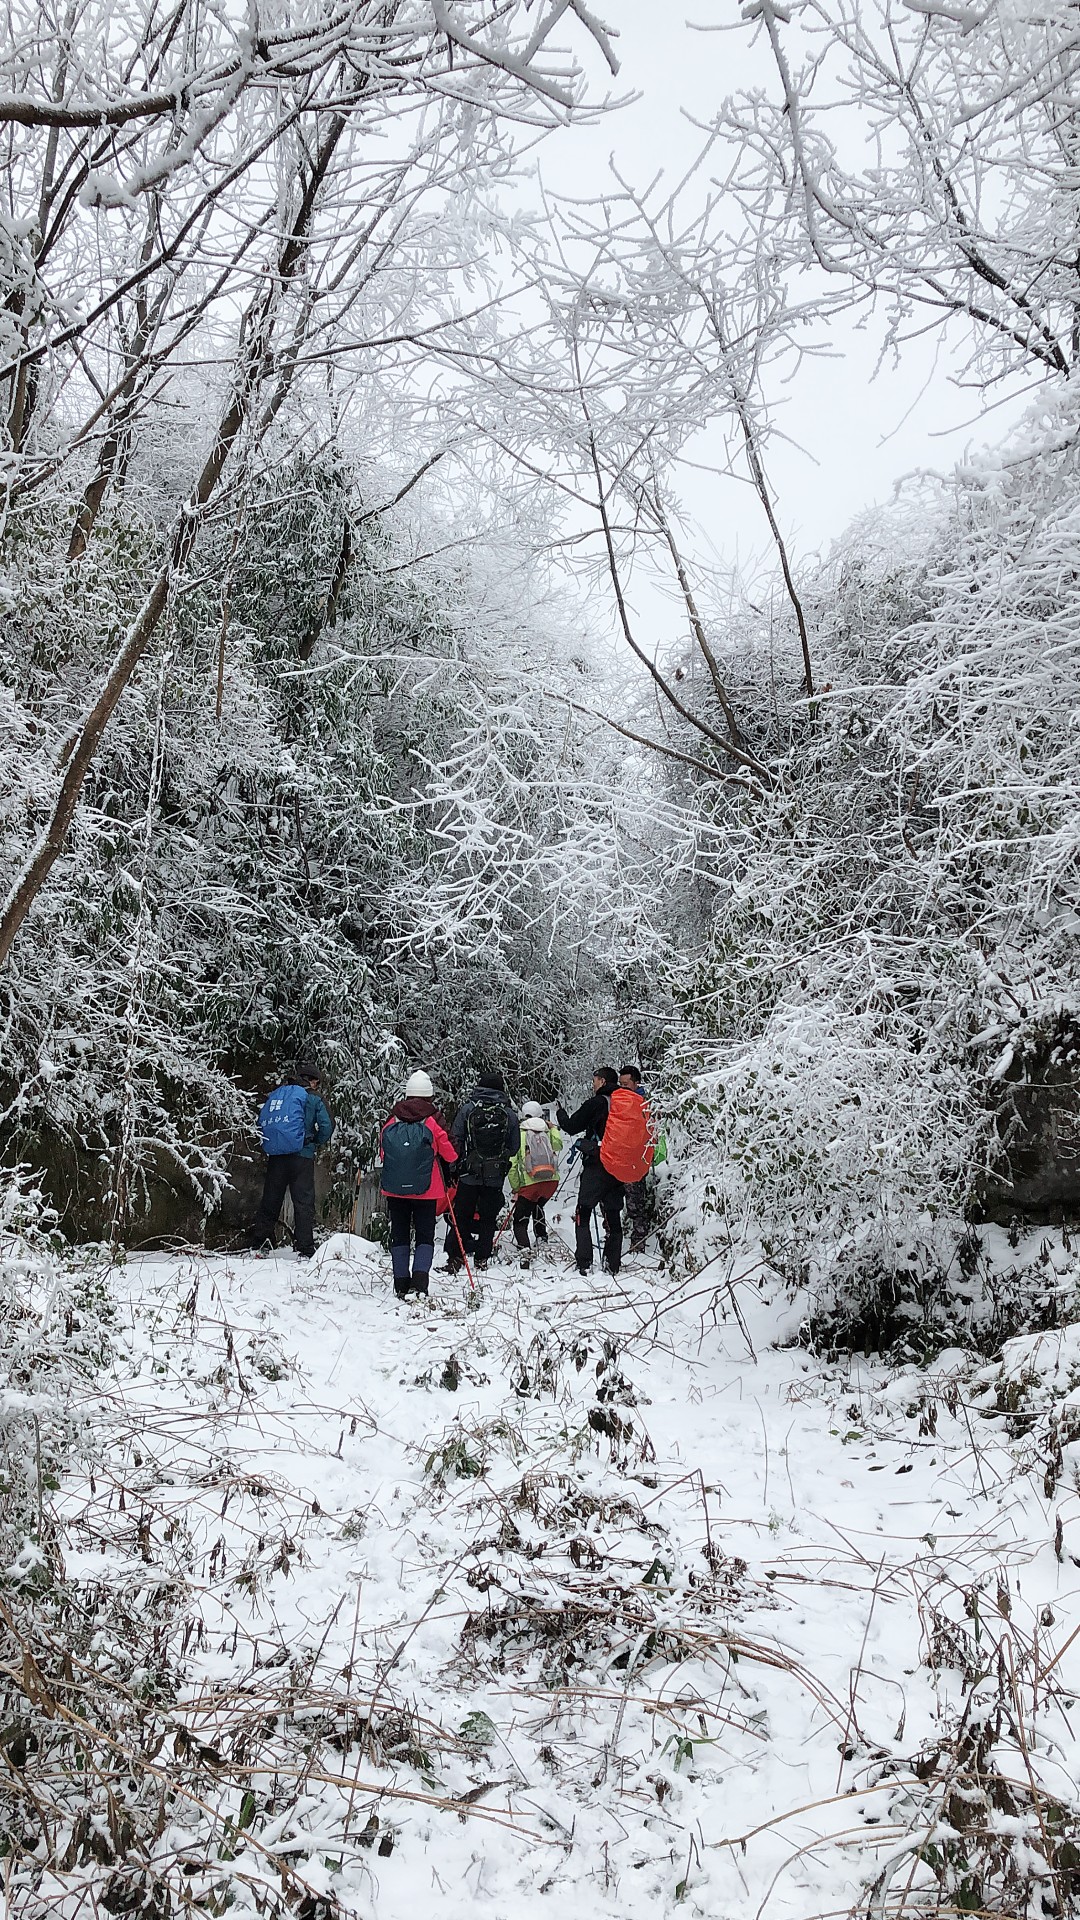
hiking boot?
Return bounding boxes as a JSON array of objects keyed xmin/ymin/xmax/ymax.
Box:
[
  {"xmin": 393, "ymin": 1282, "xmax": 410, "ymax": 1300},
  {"xmin": 518, "ymin": 1249, "xmax": 531, "ymax": 1271},
  {"xmin": 577, "ymin": 1263, "xmax": 592, "ymax": 1277},
  {"xmin": 411, "ymin": 1276, "xmax": 430, "ymax": 1296},
  {"xmin": 475, "ymin": 1258, "xmax": 489, "ymax": 1272}
]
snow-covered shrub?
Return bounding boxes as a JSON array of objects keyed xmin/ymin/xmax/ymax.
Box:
[
  {"xmin": 969, "ymin": 1259, "xmax": 1080, "ymax": 1495},
  {"xmin": 656, "ymin": 388, "xmax": 1080, "ymax": 1349},
  {"xmin": 0, "ymin": 1170, "xmax": 107, "ymax": 1578},
  {"xmin": 873, "ymin": 1616, "xmax": 1080, "ymax": 1920},
  {"xmin": 671, "ymin": 1004, "xmax": 975, "ymax": 1348}
]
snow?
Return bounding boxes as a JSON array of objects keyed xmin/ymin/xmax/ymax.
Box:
[{"xmin": 27, "ymin": 1223, "xmax": 1080, "ymax": 1918}]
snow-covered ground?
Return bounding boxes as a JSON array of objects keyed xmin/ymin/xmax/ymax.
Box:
[{"xmin": 14, "ymin": 1220, "xmax": 1080, "ymax": 1918}]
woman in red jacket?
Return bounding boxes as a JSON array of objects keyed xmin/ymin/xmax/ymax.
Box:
[{"xmin": 379, "ymin": 1070, "xmax": 456, "ymax": 1298}]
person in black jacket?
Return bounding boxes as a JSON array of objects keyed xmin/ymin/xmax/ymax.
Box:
[
  {"xmin": 445, "ymin": 1068, "xmax": 519, "ymax": 1270},
  {"xmin": 556, "ymin": 1065, "xmax": 623, "ymax": 1277}
]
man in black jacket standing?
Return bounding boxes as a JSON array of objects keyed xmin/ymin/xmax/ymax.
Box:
[
  {"xmin": 557, "ymin": 1065, "xmax": 623, "ymax": 1277},
  {"xmin": 445, "ymin": 1068, "xmax": 519, "ymax": 1270}
]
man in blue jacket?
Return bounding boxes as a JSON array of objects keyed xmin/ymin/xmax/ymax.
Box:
[{"xmin": 249, "ymin": 1061, "xmax": 334, "ymax": 1259}]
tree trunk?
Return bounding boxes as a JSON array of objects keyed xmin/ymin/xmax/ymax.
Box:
[
  {"xmin": 0, "ymin": 354, "xmax": 257, "ymax": 968},
  {"xmin": 0, "ymin": 113, "xmax": 347, "ymax": 969}
]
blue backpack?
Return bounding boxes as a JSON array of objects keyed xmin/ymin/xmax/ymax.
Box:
[
  {"xmin": 258, "ymin": 1084, "xmax": 309, "ymax": 1155},
  {"xmin": 382, "ymin": 1118, "xmax": 435, "ymax": 1195}
]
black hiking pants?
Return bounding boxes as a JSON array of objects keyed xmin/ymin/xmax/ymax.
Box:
[
  {"xmin": 512, "ymin": 1195, "xmax": 550, "ymax": 1249},
  {"xmin": 575, "ymin": 1160, "xmax": 624, "ymax": 1275},
  {"xmin": 386, "ymin": 1197, "xmax": 437, "ymax": 1292},
  {"xmin": 625, "ymin": 1176, "xmax": 649, "ymax": 1249},
  {"xmin": 445, "ymin": 1183, "xmax": 503, "ymax": 1264},
  {"xmin": 251, "ymin": 1153, "xmax": 316, "ymax": 1256}
]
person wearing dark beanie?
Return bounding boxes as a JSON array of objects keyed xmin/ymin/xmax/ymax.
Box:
[{"xmin": 445, "ymin": 1069, "xmax": 518, "ymax": 1269}]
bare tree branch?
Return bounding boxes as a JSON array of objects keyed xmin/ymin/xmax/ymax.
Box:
[{"xmin": 572, "ymin": 339, "xmax": 773, "ymax": 784}]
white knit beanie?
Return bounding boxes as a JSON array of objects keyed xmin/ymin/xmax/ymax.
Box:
[
  {"xmin": 520, "ymin": 1100, "xmax": 545, "ymax": 1118},
  {"xmin": 405, "ymin": 1070, "xmax": 434, "ymax": 1099}
]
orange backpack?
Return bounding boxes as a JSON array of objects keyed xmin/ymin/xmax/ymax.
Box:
[{"xmin": 600, "ymin": 1087, "xmax": 655, "ymax": 1184}]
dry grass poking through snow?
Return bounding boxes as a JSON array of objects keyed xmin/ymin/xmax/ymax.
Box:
[{"xmin": 3, "ymin": 1219, "xmax": 1080, "ymax": 1919}]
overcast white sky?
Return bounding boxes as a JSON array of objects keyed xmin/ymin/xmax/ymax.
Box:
[{"xmin": 530, "ymin": 1, "xmax": 1037, "ymax": 591}]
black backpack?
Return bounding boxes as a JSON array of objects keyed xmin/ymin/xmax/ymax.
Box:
[{"xmin": 462, "ymin": 1100, "xmax": 511, "ymax": 1184}]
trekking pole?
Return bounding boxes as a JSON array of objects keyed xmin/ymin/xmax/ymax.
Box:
[
  {"xmin": 490, "ymin": 1195, "xmax": 517, "ymax": 1257},
  {"xmin": 550, "ymin": 1168, "xmax": 574, "ymax": 1213},
  {"xmin": 445, "ymin": 1191, "xmax": 476, "ymax": 1292},
  {"xmin": 547, "ymin": 1143, "xmax": 578, "ymax": 1217}
]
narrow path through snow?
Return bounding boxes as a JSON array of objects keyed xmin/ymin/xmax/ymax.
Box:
[{"xmin": 49, "ymin": 1231, "xmax": 1080, "ymax": 1918}]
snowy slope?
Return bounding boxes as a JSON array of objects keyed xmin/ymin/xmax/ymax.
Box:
[{"xmin": 10, "ymin": 1227, "xmax": 1080, "ymax": 1919}]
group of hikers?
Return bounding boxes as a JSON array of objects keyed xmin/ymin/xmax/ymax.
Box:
[{"xmin": 249, "ymin": 1061, "xmax": 661, "ymax": 1298}]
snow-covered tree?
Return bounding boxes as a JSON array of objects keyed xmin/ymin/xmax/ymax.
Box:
[
  {"xmin": 658, "ymin": 385, "xmax": 1080, "ymax": 1343},
  {"xmin": 719, "ymin": 0, "xmax": 1080, "ymax": 383},
  {"xmin": 0, "ymin": 0, "xmax": 620, "ymax": 969}
]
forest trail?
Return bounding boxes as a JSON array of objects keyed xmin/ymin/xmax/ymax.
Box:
[{"xmin": 42, "ymin": 1228, "xmax": 1075, "ymax": 1920}]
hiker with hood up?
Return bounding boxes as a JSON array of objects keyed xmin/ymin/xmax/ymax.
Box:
[
  {"xmin": 508, "ymin": 1101, "xmax": 563, "ymax": 1268},
  {"xmin": 445, "ymin": 1068, "xmax": 519, "ymax": 1271},
  {"xmin": 556, "ymin": 1065, "xmax": 623, "ymax": 1277},
  {"xmin": 379, "ymin": 1070, "xmax": 457, "ymax": 1299},
  {"xmin": 250, "ymin": 1061, "xmax": 334, "ymax": 1259}
]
